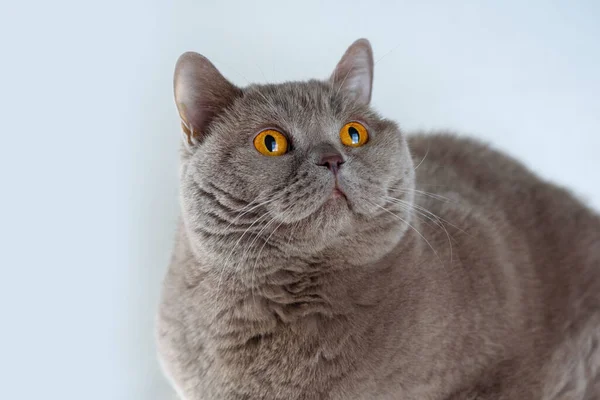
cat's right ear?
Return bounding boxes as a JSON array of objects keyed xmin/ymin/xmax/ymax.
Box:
[
  {"xmin": 330, "ymin": 39, "xmax": 374, "ymax": 106},
  {"xmin": 174, "ymin": 52, "xmax": 241, "ymax": 149}
]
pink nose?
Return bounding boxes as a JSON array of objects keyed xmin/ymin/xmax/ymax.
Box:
[{"xmin": 317, "ymin": 153, "xmax": 345, "ymax": 173}]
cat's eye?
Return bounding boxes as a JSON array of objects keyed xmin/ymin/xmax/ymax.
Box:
[
  {"xmin": 253, "ymin": 129, "xmax": 289, "ymax": 156},
  {"xmin": 340, "ymin": 122, "xmax": 369, "ymax": 147}
]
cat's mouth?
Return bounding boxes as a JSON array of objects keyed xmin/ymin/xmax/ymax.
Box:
[
  {"xmin": 327, "ymin": 177, "xmax": 349, "ymax": 202},
  {"xmin": 332, "ymin": 188, "xmax": 345, "ymax": 198},
  {"xmin": 331, "ymin": 184, "xmax": 347, "ymax": 200},
  {"xmin": 324, "ymin": 183, "xmax": 352, "ymax": 212}
]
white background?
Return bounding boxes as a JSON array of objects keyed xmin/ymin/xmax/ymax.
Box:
[{"xmin": 1, "ymin": 1, "xmax": 598, "ymax": 399}]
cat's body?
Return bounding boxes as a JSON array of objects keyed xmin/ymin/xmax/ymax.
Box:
[{"xmin": 157, "ymin": 40, "xmax": 600, "ymax": 399}]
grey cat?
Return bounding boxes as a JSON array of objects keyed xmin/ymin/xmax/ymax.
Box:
[{"xmin": 156, "ymin": 39, "xmax": 600, "ymax": 399}]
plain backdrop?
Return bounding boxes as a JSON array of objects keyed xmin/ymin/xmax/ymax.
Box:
[{"xmin": 0, "ymin": 1, "xmax": 599, "ymax": 399}]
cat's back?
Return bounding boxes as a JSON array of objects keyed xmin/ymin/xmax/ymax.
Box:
[
  {"xmin": 407, "ymin": 132, "xmax": 600, "ymax": 304},
  {"xmin": 407, "ymin": 133, "xmax": 600, "ymax": 397}
]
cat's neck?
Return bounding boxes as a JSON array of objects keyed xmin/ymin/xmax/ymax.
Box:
[{"xmin": 170, "ymin": 220, "xmax": 428, "ymax": 349}]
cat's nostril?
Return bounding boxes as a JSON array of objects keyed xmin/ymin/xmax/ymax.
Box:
[{"xmin": 317, "ymin": 153, "xmax": 345, "ymax": 172}]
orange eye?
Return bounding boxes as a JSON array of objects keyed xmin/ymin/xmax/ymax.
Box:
[
  {"xmin": 340, "ymin": 122, "xmax": 369, "ymax": 147},
  {"xmin": 253, "ymin": 129, "xmax": 289, "ymax": 156}
]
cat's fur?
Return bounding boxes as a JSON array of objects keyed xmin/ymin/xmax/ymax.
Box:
[{"xmin": 157, "ymin": 39, "xmax": 600, "ymax": 399}]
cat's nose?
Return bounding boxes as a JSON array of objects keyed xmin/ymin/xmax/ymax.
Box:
[{"xmin": 317, "ymin": 152, "xmax": 345, "ymax": 173}]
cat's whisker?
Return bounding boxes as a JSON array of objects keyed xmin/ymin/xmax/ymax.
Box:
[
  {"xmin": 255, "ymin": 63, "xmax": 267, "ymax": 82},
  {"xmin": 217, "ymin": 191, "xmax": 289, "ymax": 295},
  {"xmin": 413, "ymin": 139, "xmax": 430, "ymax": 171},
  {"xmin": 250, "ymin": 218, "xmax": 286, "ymax": 304},
  {"xmin": 389, "ymin": 186, "xmax": 453, "ymax": 203},
  {"xmin": 230, "ymin": 199, "xmax": 260, "ymax": 215},
  {"xmin": 241, "ymin": 198, "xmax": 287, "ymax": 257},
  {"xmin": 384, "ymin": 196, "xmax": 454, "ymax": 264},
  {"xmin": 241, "ymin": 213, "xmax": 280, "ymax": 305},
  {"xmin": 211, "ymin": 58, "xmax": 251, "ymax": 84},
  {"xmin": 286, "ymin": 220, "xmax": 300, "ymax": 248},
  {"xmin": 380, "ymin": 196, "xmax": 459, "ymax": 321},
  {"xmin": 374, "ymin": 42, "xmax": 402, "ymax": 65},
  {"xmin": 388, "ymin": 199, "xmax": 442, "ymax": 231},
  {"xmin": 367, "ymin": 200, "xmax": 444, "ymax": 266},
  {"xmin": 385, "ymin": 195, "xmax": 470, "ymax": 237},
  {"xmin": 413, "ymin": 183, "xmax": 451, "ymax": 188},
  {"xmin": 391, "ymin": 188, "xmax": 451, "ymax": 202},
  {"xmin": 220, "ymin": 198, "xmax": 261, "ymax": 223},
  {"xmin": 220, "ymin": 199, "xmax": 273, "ymax": 258},
  {"xmin": 412, "ymin": 189, "xmax": 452, "ymax": 202},
  {"xmin": 222, "ymin": 197, "xmax": 277, "ymax": 232},
  {"xmin": 217, "ymin": 211, "xmax": 272, "ymax": 295},
  {"xmin": 390, "ymin": 203, "xmax": 442, "ymax": 240}
]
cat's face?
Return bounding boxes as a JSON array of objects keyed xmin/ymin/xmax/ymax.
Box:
[{"xmin": 175, "ymin": 39, "xmax": 414, "ymax": 267}]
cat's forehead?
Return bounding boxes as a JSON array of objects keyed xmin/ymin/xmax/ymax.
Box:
[
  {"xmin": 235, "ymin": 80, "xmax": 351, "ymax": 125},
  {"xmin": 247, "ymin": 80, "xmax": 334, "ymax": 106}
]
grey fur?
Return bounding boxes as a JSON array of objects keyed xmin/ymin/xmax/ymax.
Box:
[{"xmin": 157, "ymin": 39, "xmax": 600, "ymax": 399}]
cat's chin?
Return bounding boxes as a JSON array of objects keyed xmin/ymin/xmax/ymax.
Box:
[
  {"xmin": 322, "ymin": 194, "xmax": 350, "ymax": 212},
  {"xmin": 300, "ymin": 194, "xmax": 353, "ymax": 234}
]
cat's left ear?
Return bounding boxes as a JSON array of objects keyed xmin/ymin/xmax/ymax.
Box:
[
  {"xmin": 330, "ymin": 38, "xmax": 374, "ymax": 105},
  {"xmin": 174, "ymin": 52, "xmax": 241, "ymax": 149}
]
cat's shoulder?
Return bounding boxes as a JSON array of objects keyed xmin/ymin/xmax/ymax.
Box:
[
  {"xmin": 407, "ymin": 131, "xmax": 527, "ymax": 174},
  {"xmin": 406, "ymin": 131, "xmax": 539, "ymax": 200}
]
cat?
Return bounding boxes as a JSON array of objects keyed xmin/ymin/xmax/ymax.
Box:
[{"xmin": 156, "ymin": 39, "xmax": 600, "ymax": 399}]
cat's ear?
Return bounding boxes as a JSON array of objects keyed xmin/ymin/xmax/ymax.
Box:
[
  {"xmin": 330, "ymin": 38, "xmax": 374, "ymax": 105},
  {"xmin": 174, "ymin": 52, "xmax": 242, "ymax": 148}
]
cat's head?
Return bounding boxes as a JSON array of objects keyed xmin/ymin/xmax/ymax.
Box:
[{"xmin": 174, "ymin": 39, "xmax": 415, "ymax": 270}]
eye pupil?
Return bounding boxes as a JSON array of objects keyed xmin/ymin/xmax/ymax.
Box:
[
  {"xmin": 348, "ymin": 126, "xmax": 360, "ymax": 144},
  {"xmin": 264, "ymin": 135, "xmax": 277, "ymax": 152}
]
